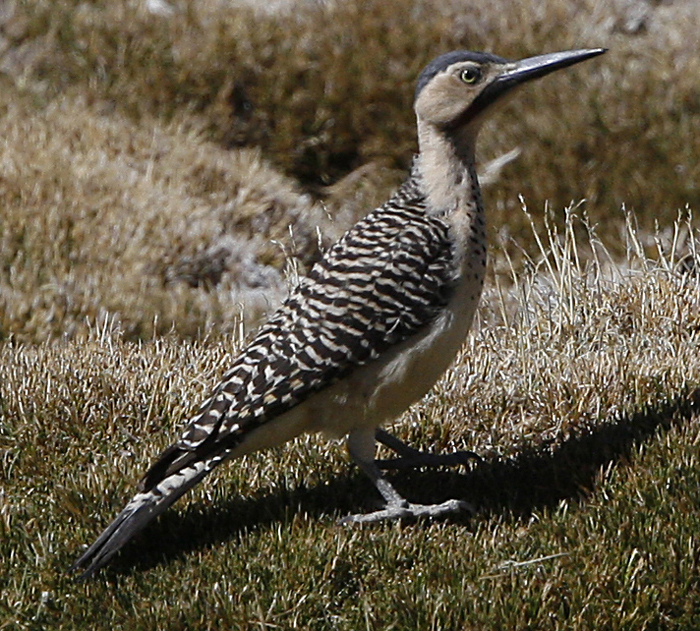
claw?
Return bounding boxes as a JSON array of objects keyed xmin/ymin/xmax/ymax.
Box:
[{"xmin": 340, "ymin": 498, "xmax": 473, "ymax": 525}]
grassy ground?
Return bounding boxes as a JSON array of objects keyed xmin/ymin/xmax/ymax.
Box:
[
  {"xmin": 3, "ymin": 212, "xmax": 700, "ymax": 629},
  {"xmin": 3, "ymin": 0, "xmax": 700, "ymax": 628},
  {"xmin": 1, "ymin": 0, "xmax": 700, "ymax": 342}
]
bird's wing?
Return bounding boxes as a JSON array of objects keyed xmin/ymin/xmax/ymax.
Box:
[
  {"xmin": 71, "ymin": 193, "xmax": 456, "ymax": 578},
  {"xmin": 149, "ymin": 199, "xmax": 457, "ymax": 485}
]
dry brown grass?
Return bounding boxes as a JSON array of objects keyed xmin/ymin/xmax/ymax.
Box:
[
  {"xmin": 0, "ymin": 94, "xmax": 337, "ymax": 341},
  {"xmin": 1, "ymin": 0, "xmax": 699, "ymax": 343},
  {"xmin": 10, "ymin": 0, "xmax": 700, "ymax": 213}
]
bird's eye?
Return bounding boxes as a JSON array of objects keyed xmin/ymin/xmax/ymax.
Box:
[{"xmin": 460, "ymin": 66, "xmax": 481, "ymax": 84}]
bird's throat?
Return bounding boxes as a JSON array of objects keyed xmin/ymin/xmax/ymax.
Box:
[
  {"xmin": 416, "ymin": 123, "xmax": 482, "ymax": 220},
  {"xmin": 416, "ymin": 122, "xmax": 487, "ymax": 284}
]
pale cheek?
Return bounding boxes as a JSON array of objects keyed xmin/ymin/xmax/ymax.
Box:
[{"xmin": 416, "ymin": 84, "xmax": 469, "ymax": 125}]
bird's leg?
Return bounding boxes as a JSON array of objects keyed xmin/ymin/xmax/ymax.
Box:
[
  {"xmin": 374, "ymin": 428, "xmax": 481, "ymax": 470},
  {"xmin": 341, "ymin": 428, "xmax": 472, "ymax": 524}
]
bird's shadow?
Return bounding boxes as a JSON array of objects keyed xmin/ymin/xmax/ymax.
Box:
[{"xmin": 106, "ymin": 387, "xmax": 700, "ymax": 577}]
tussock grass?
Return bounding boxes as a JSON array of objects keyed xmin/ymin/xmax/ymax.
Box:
[
  {"xmin": 3, "ymin": 212, "xmax": 700, "ymax": 629},
  {"xmin": 2, "ymin": 0, "xmax": 700, "ymax": 342},
  {"xmin": 0, "ymin": 95, "xmax": 334, "ymax": 341}
]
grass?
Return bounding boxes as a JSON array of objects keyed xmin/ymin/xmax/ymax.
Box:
[
  {"xmin": 3, "ymin": 210, "xmax": 700, "ymax": 629},
  {"xmin": 11, "ymin": 0, "xmax": 700, "ymax": 215},
  {"xmin": 2, "ymin": 0, "xmax": 700, "ymax": 342},
  {"xmin": 2, "ymin": 0, "xmax": 700, "ymax": 628}
]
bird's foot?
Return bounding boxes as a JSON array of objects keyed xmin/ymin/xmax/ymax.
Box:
[{"xmin": 340, "ymin": 498, "xmax": 472, "ymax": 524}]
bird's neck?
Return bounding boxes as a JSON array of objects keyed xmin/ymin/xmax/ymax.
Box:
[
  {"xmin": 415, "ymin": 122, "xmax": 483, "ymax": 222},
  {"xmin": 415, "ymin": 122, "xmax": 487, "ymax": 282}
]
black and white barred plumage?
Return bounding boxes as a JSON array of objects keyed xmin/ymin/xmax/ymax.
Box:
[
  {"xmin": 159, "ymin": 169, "xmax": 458, "ymax": 471},
  {"xmin": 72, "ymin": 167, "xmax": 461, "ymax": 577},
  {"xmin": 71, "ymin": 46, "xmax": 604, "ymax": 577}
]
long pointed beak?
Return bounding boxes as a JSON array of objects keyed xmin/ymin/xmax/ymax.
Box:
[
  {"xmin": 465, "ymin": 48, "xmax": 606, "ymax": 124},
  {"xmin": 498, "ymin": 48, "xmax": 607, "ymax": 90}
]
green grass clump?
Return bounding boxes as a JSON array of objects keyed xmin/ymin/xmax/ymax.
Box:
[{"xmin": 2, "ymin": 212, "xmax": 700, "ymax": 629}]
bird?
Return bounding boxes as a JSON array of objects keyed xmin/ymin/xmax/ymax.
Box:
[{"xmin": 71, "ymin": 46, "xmax": 606, "ymax": 578}]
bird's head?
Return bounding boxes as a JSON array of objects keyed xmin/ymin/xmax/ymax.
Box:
[{"xmin": 414, "ymin": 48, "xmax": 606, "ymax": 138}]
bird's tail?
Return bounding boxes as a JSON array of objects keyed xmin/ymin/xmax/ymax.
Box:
[{"xmin": 70, "ymin": 455, "xmax": 217, "ymax": 579}]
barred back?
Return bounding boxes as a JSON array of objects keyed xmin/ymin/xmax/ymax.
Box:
[{"xmin": 141, "ymin": 170, "xmax": 458, "ymax": 489}]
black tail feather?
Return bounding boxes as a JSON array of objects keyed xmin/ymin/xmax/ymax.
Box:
[{"xmin": 70, "ymin": 462, "xmax": 212, "ymax": 579}]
